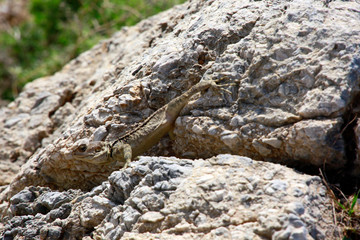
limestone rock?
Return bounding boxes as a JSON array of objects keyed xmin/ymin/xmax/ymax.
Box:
[
  {"xmin": 0, "ymin": 0, "xmax": 358, "ymax": 197},
  {"xmin": 0, "ymin": 155, "xmax": 339, "ymax": 239},
  {"xmin": 0, "ymin": 0, "xmax": 359, "ymax": 238}
]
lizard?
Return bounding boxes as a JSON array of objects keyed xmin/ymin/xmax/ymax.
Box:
[
  {"xmin": 0, "ymin": 78, "xmax": 230, "ymax": 210},
  {"xmin": 70, "ymin": 78, "xmax": 228, "ymax": 168}
]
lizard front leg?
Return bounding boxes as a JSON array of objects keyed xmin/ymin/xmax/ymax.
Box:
[
  {"xmin": 122, "ymin": 144, "xmax": 132, "ymax": 168},
  {"xmin": 111, "ymin": 142, "xmax": 132, "ymax": 168}
]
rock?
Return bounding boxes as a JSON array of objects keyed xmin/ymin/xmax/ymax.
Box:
[
  {"xmin": 0, "ymin": 155, "xmax": 339, "ymax": 239},
  {"xmin": 10, "ymin": 189, "xmax": 34, "ymax": 204},
  {"xmin": 39, "ymin": 225, "xmax": 63, "ymax": 240},
  {"xmin": 92, "ymin": 126, "xmax": 108, "ymax": 141},
  {"xmin": 0, "ymin": 75, "xmax": 76, "ymax": 185},
  {"xmin": 10, "ymin": 189, "xmax": 35, "ymax": 216},
  {"xmin": 0, "ymin": 0, "xmax": 359, "ymax": 238},
  {"xmin": 38, "ymin": 191, "xmax": 71, "ymax": 210},
  {"xmin": 140, "ymin": 211, "xmax": 164, "ymax": 223},
  {"xmin": 0, "ymin": 0, "xmax": 358, "ymax": 195}
]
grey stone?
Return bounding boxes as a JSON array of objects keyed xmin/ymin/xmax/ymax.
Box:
[
  {"xmin": 0, "ymin": 0, "xmax": 357, "ymax": 238},
  {"xmin": 10, "ymin": 189, "xmax": 34, "ymax": 204},
  {"xmin": 39, "ymin": 192, "xmax": 71, "ymax": 210},
  {"xmin": 10, "ymin": 189, "xmax": 35, "ymax": 216},
  {"xmin": 1, "ymin": 155, "xmax": 339, "ymax": 239},
  {"xmin": 221, "ymin": 133, "xmax": 240, "ymax": 150},
  {"xmin": 97, "ymin": 155, "xmax": 338, "ymax": 239},
  {"xmin": 39, "ymin": 226, "xmax": 63, "ymax": 240},
  {"xmin": 122, "ymin": 206, "xmax": 141, "ymax": 230},
  {"xmin": 1, "ymin": 0, "xmax": 358, "ymax": 196},
  {"xmin": 140, "ymin": 211, "xmax": 164, "ymax": 223},
  {"xmin": 92, "ymin": 126, "xmax": 108, "ymax": 141},
  {"xmin": 47, "ymin": 203, "xmax": 72, "ymax": 221},
  {"xmin": 108, "ymin": 171, "xmax": 141, "ymax": 204},
  {"xmin": 4, "ymin": 113, "xmax": 30, "ymax": 128},
  {"xmin": 10, "ymin": 203, "xmax": 33, "ymax": 216},
  {"xmin": 285, "ymin": 202, "xmax": 305, "ymax": 216}
]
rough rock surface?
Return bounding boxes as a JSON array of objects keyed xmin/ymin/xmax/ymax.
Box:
[
  {"xmin": 0, "ymin": 0, "xmax": 359, "ymax": 238},
  {"xmin": 0, "ymin": 0, "xmax": 359, "ymax": 197},
  {"xmin": 1, "ymin": 155, "xmax": 339, "ymax": 239}
]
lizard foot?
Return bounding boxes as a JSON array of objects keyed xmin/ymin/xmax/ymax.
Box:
[{"xmin": 209, "ymin": 77, "xmax": 237, "ymax": 95}]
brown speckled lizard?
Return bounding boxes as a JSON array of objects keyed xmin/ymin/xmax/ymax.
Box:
[{"xmin": 71, "ymin": 79, "xmax": 226, "ymax": 168}]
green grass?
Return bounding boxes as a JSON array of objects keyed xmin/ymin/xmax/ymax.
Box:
[
  {"xmin": 337, "ymin": 190, "xmax": 360, "ymax": 217},
  {"xmin": 0, "ymin": 0, "xmax": 185, "ymax": 101}
]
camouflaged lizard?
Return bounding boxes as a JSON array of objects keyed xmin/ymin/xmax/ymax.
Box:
[{"xmin": 71, "ymin": 79, "xmax": 225, "ymax": 168}]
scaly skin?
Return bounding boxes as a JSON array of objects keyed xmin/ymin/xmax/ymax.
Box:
[
  {"xmin": 0, "ymin": 79, "xmax": 227, "ymax": 207},
  {"xmin": 72, "ymin": 79, "xmax": 221, "ymax": 168}
]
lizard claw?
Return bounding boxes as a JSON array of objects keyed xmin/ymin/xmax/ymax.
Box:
[{"xmin": 209, "ymin": 77, "xmax": 237, "ymax": 95}]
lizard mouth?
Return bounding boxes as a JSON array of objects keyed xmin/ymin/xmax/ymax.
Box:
[
  {"xmin": 72, "ymin": 141, "xmax": 113, "ymax": 164},
  {"xmin": 74, "ymin": 151, "xmax": 111, "ymax": 164}
]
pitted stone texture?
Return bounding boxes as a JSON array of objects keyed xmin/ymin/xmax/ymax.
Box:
[
  {"xmin": 92, "ymin": 155, "xmax": 337, "ymax": 240},
  {"xmin": 3, "ymin": 156, "xmax": 337, "ymax": 239},
  {"xmin": 171, "ymin": 0, "xmax": 360, "ymax": 169},
  {"xmin": 1, "ymin": 186, "xmax": 82, "ymax": 239},
  {"xmin": 0, "ymin": 155, "xmax": 339, "ymax": 239},
  {"xmin": 0, "ymin": 75, "xmax": 76, "ymax": 185},
  {"xmin": 0, "ymin": 157, "xmax": 193, "ymax": 239},
  {"xmin": 175, "ymin": 116, "xmax": 344, "ymax": 167},
  {"xmin": 9, "ymin": 186, "xmax": 80, "ymax": 217},
  {"xmin": 0, "ymin": 0, "xmax": 359, "ymax": 214}
]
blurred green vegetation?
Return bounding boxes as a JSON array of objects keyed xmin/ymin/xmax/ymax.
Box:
[{"xmin": 0, "ymin": 0, "xmax": 185, "ymax": 101}]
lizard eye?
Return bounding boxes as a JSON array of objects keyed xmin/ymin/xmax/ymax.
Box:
[{"xmin": 78, "ymin": 144, "xmax": 87, "ymax": 152}]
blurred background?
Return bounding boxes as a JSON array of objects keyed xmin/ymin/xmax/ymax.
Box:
[{"xmin": 0, "ymin": 0, "xmax": 185, "ymax": 105}]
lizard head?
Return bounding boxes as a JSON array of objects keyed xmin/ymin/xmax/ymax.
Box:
[{"xmin": 72, "ymin": 140, "xmax": 112, "ymax": 164}]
